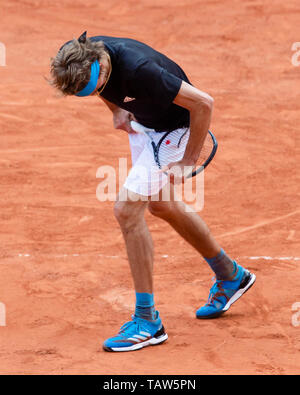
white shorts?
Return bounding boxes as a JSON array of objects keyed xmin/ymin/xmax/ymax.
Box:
[{"xmin": 124, "ymin": 126, "xmax": 190, "ymax": 196}]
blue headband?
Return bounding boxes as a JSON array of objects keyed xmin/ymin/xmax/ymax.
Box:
[{"xmin": 75, "ymin": 60, "xmax": 100, "ymax": 97}]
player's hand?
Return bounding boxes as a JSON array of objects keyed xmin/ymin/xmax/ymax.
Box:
[
  {"xmin": 113, "ymin": 109, "xmax": 136, "ymax": 134},
  {"xmin": 160, "ymin": 160, "xmax": 196, "ymax": 184}
]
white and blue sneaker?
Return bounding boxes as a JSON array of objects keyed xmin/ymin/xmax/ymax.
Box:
[
  {"xmin": 196, "ymin": 264, "xmax": 256, "ymax": 319},
  {"xmin": 103, "ymin": 311, "xmax": 168, "ymax": 352}
]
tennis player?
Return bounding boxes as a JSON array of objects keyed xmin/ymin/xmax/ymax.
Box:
[{"xmin": 50, "ymin": 32, "xmax": 256, "ymax": 352}]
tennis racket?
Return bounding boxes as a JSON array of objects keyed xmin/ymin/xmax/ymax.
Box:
[{"xmin": 130, "ymin": 120, "xmax": 218, "ymax": 178}]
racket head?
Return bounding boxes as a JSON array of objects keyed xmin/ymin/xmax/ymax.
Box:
[
  {"xmin": 188, "ymin": 130, "xmax": 218, "ymax": 178},
  {"xmin": 156, "ymin": 129, "xmax": 218, "ymax": 178},
  {"xmin": 130, "ymin": 121, "xmax": 218, "ymax": 178}
]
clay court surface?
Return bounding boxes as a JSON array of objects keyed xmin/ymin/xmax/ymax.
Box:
[{"xmin": 0, "ymin": 0, "xmax": 299, "ymax": 375}]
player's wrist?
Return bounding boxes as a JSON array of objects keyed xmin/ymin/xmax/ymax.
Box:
[{"xmin": 181, "ymin": 156, "xmax": 198, "ymax": 166}]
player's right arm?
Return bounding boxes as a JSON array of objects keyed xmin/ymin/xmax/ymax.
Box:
[{"xmin": 99, "ymin": 96, "xmax": 135, "ymax": 133}]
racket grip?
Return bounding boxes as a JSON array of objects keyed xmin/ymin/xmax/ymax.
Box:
[{"xmin": 130, "ymin": 120, "xmax": 155, "ymax": 134}]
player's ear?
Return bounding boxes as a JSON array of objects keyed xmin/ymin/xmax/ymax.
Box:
[{"xmin": 78, "ymin": 31, "xmax": 87, "ymax": 43}]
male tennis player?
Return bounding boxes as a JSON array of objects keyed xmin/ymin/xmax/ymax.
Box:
[{"xmin": 50, "ymin": 32, "xmax": 256, "ymax": 352}]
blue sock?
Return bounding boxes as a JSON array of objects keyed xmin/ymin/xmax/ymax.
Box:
[
  {"xmin": 135, "ymin": 292, "xmax": 156, "ymax": 321},
  {"xmin": 204, "ymin": 249, "xmax": 237, "ymax": 281}
]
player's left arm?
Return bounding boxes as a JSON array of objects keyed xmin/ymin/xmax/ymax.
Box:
[
  {"xmin": 98, "ymin": 96, "xmax": 136, "ymax": 133},
  {"xmin": 173, "ymin": 80, "xmax": 214, "ymax": 166}
]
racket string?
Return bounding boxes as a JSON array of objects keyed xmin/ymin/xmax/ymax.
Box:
[{"xmin": 156, "ymin": 130, "xmax": 217, "ymax": 177}]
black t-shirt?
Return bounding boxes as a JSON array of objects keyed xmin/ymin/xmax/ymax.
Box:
[{"xmin": 91, "ymin": 36, "xmax": 191, "ymax": 131}]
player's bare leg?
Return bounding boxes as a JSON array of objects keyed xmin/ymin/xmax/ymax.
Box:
[
  {"xmin": 148, "ymin": 184, "xmax": 223, "ymax": 260},
  {"xmin": 114, "ymin": 187, "xmax": 153, "ymax": 293},
  {"xmin": 103, "ymin": 187, "xmax": 168, "ymax": 352},
  {"xmin": 148, "ymin": 184, "xmax": 256, "ymax": 319}
]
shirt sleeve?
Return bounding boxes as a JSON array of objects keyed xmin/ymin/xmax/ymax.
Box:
[{"xmin": 132, "ymin": 60, "xmax": 183, "ymax": 106}]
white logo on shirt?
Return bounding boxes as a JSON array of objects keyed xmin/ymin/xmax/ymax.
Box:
[{"xmin": 123, "ymin": 96, "xmax": 136, "ymax": 103}]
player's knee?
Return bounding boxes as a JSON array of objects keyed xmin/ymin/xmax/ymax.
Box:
[
  {"xmin": 114, "ymin": 200, "xmax": 131, "ymax": 224},
  {"xmin": 114, "ymin": 199, "xmax": 144, "ymax": 229},
  {"xmin": 148, "ymin": 201, "xmax": 172, "ymax": 219}
]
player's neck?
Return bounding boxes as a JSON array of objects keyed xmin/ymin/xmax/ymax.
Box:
[{"xmin": 98, "ymin": 53, "xmax": 112, "ymax": 90}]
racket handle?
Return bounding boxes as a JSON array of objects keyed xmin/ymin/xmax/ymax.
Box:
[{"xmin": 130, "ymin": 120, "xmax": 156, "ymax": 134}]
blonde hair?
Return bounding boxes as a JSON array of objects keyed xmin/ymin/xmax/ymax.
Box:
[{"xmin": 49, "ymin": 35, "xmax": 106, "ymax": 95}]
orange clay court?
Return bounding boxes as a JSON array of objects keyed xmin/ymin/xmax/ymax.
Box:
[{"xmin": 0, "ymin": 0, "xmax": 299, "ymax": 375}]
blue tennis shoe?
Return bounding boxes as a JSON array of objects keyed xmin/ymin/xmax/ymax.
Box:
[
  {"xmin": 196, "ymin": 263, "xmax": 256, "ymax": 319},
  {"xmin": 103, "ymin": 311, "xmax": 168, "ymax": 352}
]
